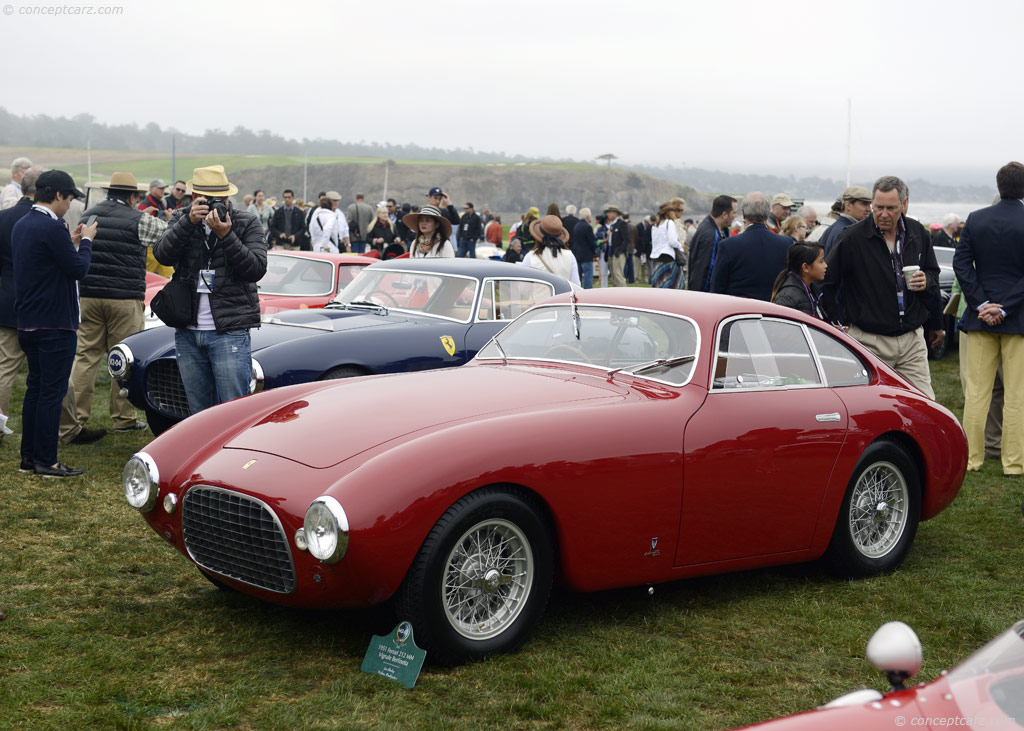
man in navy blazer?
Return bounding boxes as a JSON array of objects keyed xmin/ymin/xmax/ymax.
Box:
[
  {"xmin": 710, "ymin": 192, "xmax": 790, "ymax": 301},
  {"xmin": 953, "ymin": 161, "xmax": 1024, "ymax": 476}
]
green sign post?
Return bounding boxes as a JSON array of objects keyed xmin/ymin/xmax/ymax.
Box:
[{"xmin": 361, "ymin": 621, "xmax": 426, "ymax": 689}]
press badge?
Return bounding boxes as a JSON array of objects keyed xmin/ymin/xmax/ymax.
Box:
[{"xmin": 197, "ymin": 269, "xmax": 215, "ymax": 293}]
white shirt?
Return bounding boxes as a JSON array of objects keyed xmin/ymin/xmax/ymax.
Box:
[
  {"xmin": 651, "ymin": 219, "xmax": 684, "ymax": 260},
  {"xmin": 309, "ymin": 208, "xmax": 338, "ymax": 253},
  {"xmin": 522, "ymin": 248, "xmax": 581, "ymax": 286},
  {"xmin": 333, "ymin": 209, "xmax": 350, "ymax": 247},
  {"xmin": 0, "ymin": 182, "xmax": 22, "ymax": 210},
  {"xmin": 411, "ymin": 239, "xmax": 455, "ymax": 258}
]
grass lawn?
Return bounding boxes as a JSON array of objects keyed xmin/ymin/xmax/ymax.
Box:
[{"xmin": 1, "ymin": 350, "xmax": 1020, "ymax": 730}]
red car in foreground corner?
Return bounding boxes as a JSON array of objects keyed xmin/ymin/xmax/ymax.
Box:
[
  {"xmin": 122, "ymin": 288, "xmax": 966, "ymax": 665},
  {"xmin": 740, "ymin": 620, "xmax": 1024, "ymax": 730}
]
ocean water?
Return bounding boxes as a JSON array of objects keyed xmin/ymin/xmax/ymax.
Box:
[{"xmin": 802, "ymin": 200, "xmax": 988, "ymax": 226}]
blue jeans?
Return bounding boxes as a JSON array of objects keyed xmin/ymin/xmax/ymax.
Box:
[
  {"xmin": 457, "ymin": 239, "xmax": 477, "ymax": 258},
  {"xmin": 175, "ymin": 328, "xmax": 252, "ymax": 414},
  {"xmin": 350, "ymin": 240, "xmax": 367, "ymax": 254},
  {"xmin": 579, "ymin": 260, "xmax": 594, "ymax": 289},
  {"xmin": 19, "ymin": 329, "xmax": 77, "ymax": 467}
]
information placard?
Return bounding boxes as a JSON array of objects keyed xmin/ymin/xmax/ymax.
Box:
[{"xmin": 360, "ymin": 621, "xmax": 426, "ymax": 689}]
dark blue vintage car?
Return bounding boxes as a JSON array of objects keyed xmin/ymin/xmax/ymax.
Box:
[{"xmin": 108, "ymin": 258, "xmax": 574, "ymax": 434}]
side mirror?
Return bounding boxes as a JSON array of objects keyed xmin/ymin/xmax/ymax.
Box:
[{"xmin": 866, "ymin": 621, "xmax": 922, "ymax": 690}]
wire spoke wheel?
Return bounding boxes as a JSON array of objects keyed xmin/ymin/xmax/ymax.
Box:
[
  {"xmin": 848, "ymin": 461, "xmax": 909, "ymax": 558},
  {"xmin": 442, "ymin": 518, "xmax": 534, "ymax": 640}
]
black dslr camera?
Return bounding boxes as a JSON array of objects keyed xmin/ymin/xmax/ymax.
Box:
[{"xmin": 198, "ymin": 196, "xmax": 228, "ymax": 222}]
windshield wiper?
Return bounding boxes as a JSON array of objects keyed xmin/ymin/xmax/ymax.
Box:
[
  {"xmin": 607, "ymin": 355, "xmax": 696, "ymax": 380},
  {"xmin": 336, "ymin": 300, "xmax": 388, "ymax": 314}
]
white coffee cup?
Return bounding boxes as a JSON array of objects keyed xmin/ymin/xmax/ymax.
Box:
[{"xmin": 902, "ymin": 265, "xmax": 922, "ymax": 290}]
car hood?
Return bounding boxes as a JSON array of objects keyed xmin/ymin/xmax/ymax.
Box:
[
  {"xmin": 224, "ymin": 365, "xmax": 619, "ymax": 468},
  {"xmin": 253, "ymin": 309, "xmax": 404, "ymax": 350}
]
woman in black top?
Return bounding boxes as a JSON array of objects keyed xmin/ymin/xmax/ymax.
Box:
[{"xmin": 771, "ymin": 242, "xmax": 828, "ymax": 319}]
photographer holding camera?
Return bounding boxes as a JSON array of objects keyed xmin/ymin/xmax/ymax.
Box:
[{"xmin": 153, "ymin": 165, "xmax": 267, "ymax": 414}]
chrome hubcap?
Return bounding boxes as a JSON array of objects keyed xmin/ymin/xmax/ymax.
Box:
[
  {"xmin": 442, "ymin": 518, "xmax": 534, "ymax": 640},
  {"xmin": 850, "ymin": 461, "xmax": 908, "ymax": 558}
]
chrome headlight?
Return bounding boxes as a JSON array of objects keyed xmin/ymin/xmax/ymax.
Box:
[
  {"xmin": 250, "ymin": 357, "xmax": 264, "ymax": 393},
  {"xmin": 124, "ymin": 452, "xmax": 160, "ymax": 512},
  {"xmin": 303, "ymin": 496, "xmax": 349, "ymax": 564},
  {"xmin": 107, "ymin": 343, "xmax": 134, "ymax": 381}
]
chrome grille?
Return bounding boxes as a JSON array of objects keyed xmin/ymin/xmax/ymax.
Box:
[
  {"xmin": 182, "ymin": 486, "xmax": 296, "ymax": 594},
  {"xmin": 146, "ymin": 359, "xmax": 191, "ymax": 418}
]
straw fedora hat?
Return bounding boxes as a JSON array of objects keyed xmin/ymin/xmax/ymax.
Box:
[
  {"xmin": 528, "ymin": 214, "xmax": 569, "ymax": 246},
  {"xmin": 186, "ymin": 164, "xmax": 238, "ymax": 197},
  {"xmin": 102, "ymin": 172, "xmax": 141, "ymax": 191},
  {"xmin": 402, "ymin": 205, "xmax": 452, "ymax": 239}
]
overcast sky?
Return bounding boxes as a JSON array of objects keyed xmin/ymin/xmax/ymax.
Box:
[{"xmin": 2, "ymin": 0, "xmax": 1017, "ymax": 185}]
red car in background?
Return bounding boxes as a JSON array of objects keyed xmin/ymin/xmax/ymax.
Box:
[
  {"xmin": 740, "ymin": 620, "xmax": 1024, "ymax": 730},
  {"xmin": 142, "ymin": 251, "xmax": 374, "ymax": 327}
]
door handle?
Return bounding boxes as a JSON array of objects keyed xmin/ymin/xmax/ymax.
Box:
[{"xmin": 816, "ymin": 413, "xmax": 841, "ymax": 422}]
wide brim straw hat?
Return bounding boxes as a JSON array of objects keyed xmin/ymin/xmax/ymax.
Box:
[
  {"xmin": 102, "ymin": 172, "xmax": 141, "ymax": 191},
  {"xmin": 402, "ymin": 205, "xmax": 452, "ymax": 239},
  {"xmin": 186, "ymin": 164, "xmax": 239, "ymax": 197},
  {"xmin": 529, "ymin": 214, "xmax": 569, "ymax": 245}
]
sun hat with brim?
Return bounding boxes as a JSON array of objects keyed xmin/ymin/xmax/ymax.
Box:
[
  {"xmin": 402, "ymin": 204, "xmax": 452, "ymax": 239},
  {"xmin": 603, "ymin": 204, "xmax": 623, "ymax": 215},
  {"xmin": 102, "ymin": 172, "xmax": 141, "ymax": 191},
  {"xmin": 186, "ymin": 164, "xmax": 238, "ymax": 197},
  {"xmin": 529, "ymin": 215, "xmax": 569, "ymax": 246}
]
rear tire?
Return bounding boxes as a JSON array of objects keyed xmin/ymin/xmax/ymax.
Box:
[
  {"xmin": 824, "ymin": 441, "xmax": 920, "ymax": 578},
  {"xmin": 393, "ymin": 487, "xmax": 554, "ymax": 666}
]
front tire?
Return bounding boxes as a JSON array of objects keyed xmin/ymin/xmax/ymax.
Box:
[
  {"xmin": 393, "ymin": 487, "xmax": 554, "ymax": 666},
  {"xmin": 824, "ymin": 441, "xmax": 921, "ymax": 578},
  {"xmin": 145, "ymin": 407, "xmax": 177, "ymax": 437}
]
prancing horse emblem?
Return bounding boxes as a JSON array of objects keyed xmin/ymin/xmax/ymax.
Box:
[{"xmin": 440, "ymin": 336, "xmax": 456, "ymax": 356}]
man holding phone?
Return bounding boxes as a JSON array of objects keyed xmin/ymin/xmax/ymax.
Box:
[
  {"xmin": 153, "ymin": 165, "xmax": 266, "ymax": 415},
  {"xmin": 59, "ymin": 172, "xmax": 168, "ymax": 444},
  {"xmin": 11, "ymin": 170, "xmax": 97, "ymax": 476}
]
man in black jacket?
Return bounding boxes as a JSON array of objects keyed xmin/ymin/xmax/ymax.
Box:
[
  {"xmin": 60, "ymin": 172, "xmax": 167, "ymax": 443},
  {"xmin": 634, "ymin": 214, "xmax": 653, "ymax": 284},
  {"xmin": 822, "ymin": 176, "xmax": 939, "ymax": 398},
  {"xmin": 710, "ymin": 193, "xmax": 789, "ymax": 301},
  {"xmin": 604, "ymin": 205, "xmax": 631, "ymax": 287},
  {"xmin": 457, "ymin": 202, "xmax": 483, "ymax": 258},
  {"xmin": 269, "ymin": 189, "xmax": 307, "ymax": 250},
  {"xmin": 571, "ymin": 208, "xmax": 597, "ymax": 288},
  {"xmin": 687, "ymin": 195, "xmax": 737, "ymax": 291},
  {"xmin": 0, "ymin": 166, "xmax": 42, "ymax": 437},
  {"xmin": 561, "ymin": 205, "xmax": 580, "ymax": 243},
  {"xmin": 154, "ymin": 165, "xmax": 267, "ymax": 414}
]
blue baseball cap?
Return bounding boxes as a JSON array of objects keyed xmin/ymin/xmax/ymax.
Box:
[{"xmin": 427, "ymin": 187, "xmax": 444, "ymax": 197}]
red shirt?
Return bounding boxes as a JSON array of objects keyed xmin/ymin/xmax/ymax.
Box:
[{"xmin": 485, "ymin": 220, "xmax": 502, "ymax": 245}]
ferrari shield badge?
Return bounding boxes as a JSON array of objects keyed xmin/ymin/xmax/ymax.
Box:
[{"xmin": 440, "ymin": 336, "xmax": 456, "ymax": 356}]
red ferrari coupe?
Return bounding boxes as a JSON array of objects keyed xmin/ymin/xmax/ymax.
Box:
[{"xmin": 123, "ymin": 288, "xmax": 966, "ymax": 664}]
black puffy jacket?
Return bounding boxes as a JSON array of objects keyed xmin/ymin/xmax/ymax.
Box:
[{"xmin": 153, "ymin": 205, "xmax": 267, "ymax": 332}]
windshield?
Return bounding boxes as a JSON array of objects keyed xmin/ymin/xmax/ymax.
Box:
[
  {"xmin": 946, "ymin": 621, "xmax": 1024, "ymax": 726},
  {"xmin": 477, "ymin": 304, "xmax": 699, "ymax": 385},
  {"xmin": 334, "ymin": 268, "xmax": 479, "ymax": 322},
  {"xmin": 259, "ymin": 254, "xmax": 337, "ymax": 296}
]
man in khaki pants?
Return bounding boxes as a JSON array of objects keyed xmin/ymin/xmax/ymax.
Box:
[
  {"xmin": 59, "ymin": 172, "xmax": 167, "ymax": 442},
  {"xmin": 954, "ymin": 161, "xmax": 1024, "ymax": 475}
]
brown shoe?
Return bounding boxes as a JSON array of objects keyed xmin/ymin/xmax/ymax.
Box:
[{"xmin": 69, "ymin": 427, "xmax": 107, "ymax": 445}]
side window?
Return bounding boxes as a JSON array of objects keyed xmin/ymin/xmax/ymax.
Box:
[
  {"xmin": 482, "ymin": 280, "xmax": 555, "ymax": 321},
  {"xmin": 808, "ymin": 328, "xmax": 870, "ymax": 386},
  {"xmin": 714, "ymin": 319, "xmax": 821, "ymax": 390}
]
